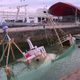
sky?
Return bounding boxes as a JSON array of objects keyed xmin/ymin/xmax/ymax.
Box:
[{"xmin": 0, "ymin": 0, "xmax": 80, "ymax": 12}]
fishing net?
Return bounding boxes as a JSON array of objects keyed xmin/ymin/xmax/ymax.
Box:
[{"xmin": 0, "ymin": 44, "xmax": 77, "ymax": 80}]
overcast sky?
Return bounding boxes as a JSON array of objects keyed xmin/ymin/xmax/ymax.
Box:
[{"xmin": 0, "ymin": 0, "xmax": 80, "ymax": 11}]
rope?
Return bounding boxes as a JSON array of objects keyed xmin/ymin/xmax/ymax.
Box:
[
  {"xmin": 0, "ymin": 44, "xmax": 8, "ymax": 62},
  {"xmin": 13, "ymin": 41, "xmax": 23, "ymax": 54},
  {"xmin": 0, "ymin": 44, "xmax": 4, "ymax": 62},
  {"xmin": 11, "ymin": 45, "xmax": 16, "ymax": 60}
]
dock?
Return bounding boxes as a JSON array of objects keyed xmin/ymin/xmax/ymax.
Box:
[{"xmin": 0, "ymin": 23, "xmax": 79, "ymax": 42}]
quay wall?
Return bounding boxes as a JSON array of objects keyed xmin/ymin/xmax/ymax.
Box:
[{"xmin": 0, "ymin": 25, "xmax": 80, "ymax": 43}]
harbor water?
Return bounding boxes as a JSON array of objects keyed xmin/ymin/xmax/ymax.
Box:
[{"xmin": 0, "ymin": 40, "xmax": 80, "ymax": 80}]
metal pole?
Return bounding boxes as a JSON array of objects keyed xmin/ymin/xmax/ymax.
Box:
[
  {"xmin": 44, "ymin": 12, "xmax": 63, "ymax": 47},
  {"xmin": 75, "ymin": 8, "xmax": 77, "ymax": 24},
  {"xmin": 0, "ymin": 44, "xmax": 8, "ymax": 62},
  {"xmin": 24, "ymin": 5, "xmax": 27, "ymax": 22},
  {"xmin": 11, "ymin": 45, "xmax": 16, "ymax": 60},
  {"xmin": 6, "ymin": 42, "xmax": 11, "ymax": 66},
  {"xmin": 15, "ymin": 6, "xmax": 20, "ymax": 21},
  {"xmin": 50, "ymin": 18, "xmax": 63, "ymax": 47}
]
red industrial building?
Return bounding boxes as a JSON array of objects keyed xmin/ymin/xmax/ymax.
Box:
[{"xmin": 48, "ymin": 2, "xmax": 80, "ymax": 22}]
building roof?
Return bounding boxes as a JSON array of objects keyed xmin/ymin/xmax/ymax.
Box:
[{"xmin": 48, "ymin": 2, "xmax": 80, "ymax": 16}]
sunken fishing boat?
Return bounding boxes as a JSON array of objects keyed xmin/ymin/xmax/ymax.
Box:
[{"xmin": 0, "ymin": 2, "xmax": 80, "ymax": 80}]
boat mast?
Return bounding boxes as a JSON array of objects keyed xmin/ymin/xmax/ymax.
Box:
[
  {"xmin": 75, "ymin": 8, "xmax": 77, "ymax": 24},
  {"xmin": 15, "ymin": 0, "xmax": 27, "ymax": 21},
  {"xmin": 42, "ymin": 0, "xmax": 63, "ymax": 47},
  {"xmin": 0, "ymin": 23, "xmax": 23, "ymax": 66},
  {"xmin": 50, "ymin": 18, "xmax": 64, "ymax": 47},
  {"xmin": 15, "ymin": 6, "xmax": 20, "ymax": 21}
]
